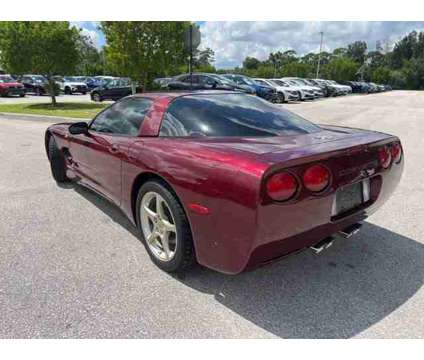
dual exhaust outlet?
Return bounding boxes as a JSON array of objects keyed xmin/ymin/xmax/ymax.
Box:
[{"xmin": 310, "ymin": 223, "xmax": 362, "ymax": 254}]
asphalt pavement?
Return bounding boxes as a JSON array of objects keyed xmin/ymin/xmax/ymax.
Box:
[{"xmin": 0, "ymin": 91, "xmax": 423, "ymax": 338}]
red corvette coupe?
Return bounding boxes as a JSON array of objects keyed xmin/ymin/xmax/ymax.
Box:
[{"xmin": 45, "ymin": 91, "xmax": 403, "ymax": 274}]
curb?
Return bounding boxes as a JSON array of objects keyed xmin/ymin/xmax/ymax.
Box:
[{"xmin": 0, "ymin": 112, "xmax": 89, "ymax": 123}]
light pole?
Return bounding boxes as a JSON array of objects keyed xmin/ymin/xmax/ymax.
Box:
[{"xmin": 316, "ymin": 31, "xmax": 324, "ymax": 79}]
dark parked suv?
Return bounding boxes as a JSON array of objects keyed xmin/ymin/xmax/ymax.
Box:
[
  {"xmin": 167, "ymin": 73, "xmax": 252, "ymax": 93},
  {"xmin": 20, "ymin": 75, "xmax": 59, "ymax": 96},
  {"xmin": 90, "ymin": 77, "xmax": 142, "ymax": 102}
]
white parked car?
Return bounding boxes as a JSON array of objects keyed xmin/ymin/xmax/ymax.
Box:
[
  {"xmin": 272, "ymin": 78, "xmax": 315, "ymax": 101},
  {"xmin": 326, "ymin": 80, "xmax": 352, "ymax": 95},
  {"xmin": 282, "ymin": 77, "xmax": 324, "ymax": 98},
  {"xmin": 53, "ymin": 76, "xmax": 88, "ymax": 95},
  {"xmin": 253, "ymin": 78, "xmax": 299, "ymax": 102}
]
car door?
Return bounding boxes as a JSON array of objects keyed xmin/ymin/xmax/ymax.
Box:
[
  {"xmin": 68, "ymin": 97, "xmax": 153, "ymax": 205},
  {"xmin": 102, "ymin": 78, "xmax": 120, "ymax": 100},
  {"xmin": 22, "ymin": 76, "xmax": 33, "ymax": 92},
  {"xmin": 117, "ymin": 78, "xmax": 132, "ymax": 98},
  {"xmin": 198, "ymin": 75, "xmax": 217, "ymax": 90}
]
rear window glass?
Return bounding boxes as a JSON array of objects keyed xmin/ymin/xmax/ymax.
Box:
[{"xmin": 160, "ymin": 93, "xmax": 321, "ymax": 137}]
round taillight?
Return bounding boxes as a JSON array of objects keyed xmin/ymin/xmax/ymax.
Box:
[
  {"xmin": 266, "ymin": 172, "xmax": 298, "ymax": 201},
  {"xmin": 303, "ymin": 164, "xmax": 330, "ymax": 192},
  {"xmin": 378, "ymin": 146, "xmax": 392, "ymax": 168},
  {"xmin": 391, "ymin": 143, "xmax": 402, "ymax": 163}
]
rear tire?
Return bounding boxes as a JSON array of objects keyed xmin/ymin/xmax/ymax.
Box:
[
  {"xmin": 48, "ymin": 136, "xmax": 69, "ymax": 183},
  {"xmin": 136, "ymin": 180, "xmax": 195, "ymax": 273}
]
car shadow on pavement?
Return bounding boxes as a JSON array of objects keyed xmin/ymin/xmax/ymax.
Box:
[
  {"xmin": 60, "ymin": 182, "xmax": 140, "ymax": 239},
  {"xmin": 177, "ymin": 222, "xmax": 424, "ymax": 338},
  {"xmin": 63, "ymin": 183, "xmax": 424, "ymax": 338}
]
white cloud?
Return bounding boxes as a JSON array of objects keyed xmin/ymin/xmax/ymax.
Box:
[
  {"xmin": 70, "ymin": 21, "xmax": 102, "ymax": 48},
  {"xmin": 80, "ymin": 28, "xmax": 100, "ymax": 47},
  {"xmin": 199, "ymin": 21, "xmax": 424, "ymax": 68}
]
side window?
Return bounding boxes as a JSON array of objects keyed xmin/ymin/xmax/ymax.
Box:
[
  {"xmin": 107, "ymin": 79, "xmax": 119, "ymax": 87},
  {"xmin": 201, "ymin": 76, "xmax": 216, "ymax": 86},
  {"xmin": 120, "ymin": 78, "xmax": 131, "ymax": 87},
  {"xmin": 178, "ymin": 76, "xmax": 189, "ymax": 83},
  {"xmin": 90, "ymin": 98, "xmax": 153, "ymax": 136}
]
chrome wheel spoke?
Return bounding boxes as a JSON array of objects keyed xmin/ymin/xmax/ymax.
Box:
[
  {"xmin": 146, "ymin": 231, "xmax": 157, "ymax": 245},
  {"xmin": 162, "ymin": 219, "xmax": 176, "ymax": 233},
  {"xmin": 159, "ymin": 233, "xmax": 171, "ymax": 260},
  {"xmin": 140, "ymin": 190, "xmax": 178, "ymax": 262},
  {"xmin": 143, "ymin": 205, "xmax": 157, "ymax": 221},
  {"xmin": 156, "ymin": 195, "xmax": 167, "ymax": 221}
]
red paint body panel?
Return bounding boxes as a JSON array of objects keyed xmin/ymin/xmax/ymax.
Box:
[{"xmin": 46, "ymin": 92, "xmax": 404, "ymax": 274}]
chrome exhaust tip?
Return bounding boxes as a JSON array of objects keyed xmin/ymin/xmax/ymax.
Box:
[
  {"xmin": 310, "ymin": 236, "xmax": 334, "ymax": 254},
  {"xmin": 339, "ymin": 223, "xmax": 362, "ymax": 239}
]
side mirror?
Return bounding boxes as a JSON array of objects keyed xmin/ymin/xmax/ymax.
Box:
[{"xmin": 69, "ymin": 121, "xmax": 89, "ymax": 135}]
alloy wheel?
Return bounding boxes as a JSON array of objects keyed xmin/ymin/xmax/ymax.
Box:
[{"xmin": 140, "ymin": 191, "xmax": 178, "ymax": 262}]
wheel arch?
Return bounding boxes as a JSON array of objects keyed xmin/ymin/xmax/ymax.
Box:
[{"xmin": 130, "ymin": 172, "xmax": 192, "ymax": 232}]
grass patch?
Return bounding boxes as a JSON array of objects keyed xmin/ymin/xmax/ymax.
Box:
[{"xmin": 0, "ymin": 102, "xmax": 108, "ymax": 119}]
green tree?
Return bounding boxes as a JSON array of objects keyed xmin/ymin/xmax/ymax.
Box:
[
  {"xmin": 0, "ymin": 21, "xmax": 80, "ymax": 105},
  {"xmin": 75, "ymin": 32, "xmax": 105, "ymax": 76},
  {"xmin": 391, "ymin": 31, "xmax": 418, "ymax": 68},
  {"xmin": 242, "ymin": 57, "xmax": 261, "ymax": 70},
  {"xmin": 372, "ymin": 67, "xmax": 391, "ymax": 84},
  {"xmin": 322, "ymin": 57, "xmax": 359, "ymax": 82},
  {"xmin": 101, "ymin": 21, "xmax": 190, "ymax": 90},
  {"xmin": 281, "ymin": 62, "xmax": 313, "ymax": 78},
  {"xmin": 346, "ymin": 41, "xmax": 367, "ymax": 64},
  {"xmin": 194, "ymin": 47, "xmax": 215, "ymax": 69},
  {"xmin": 401, "ymin": 58, "xmax": 424, "ymax": 89},
  {"xmin": 333, "ymin": 47, "xmax": 347, "ymax": 57}
]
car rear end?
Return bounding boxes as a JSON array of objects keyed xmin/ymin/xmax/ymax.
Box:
[{"xmin": 246, "ymin": 128, "xmax": 403, "ymax": 269}]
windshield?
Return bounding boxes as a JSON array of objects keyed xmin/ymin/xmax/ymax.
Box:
[
  {"xmin": 271, "ymin": 80, "xmax": 288, "ymax": 87},
  {"xmin": 286, "ymin": 80, "xmax": 300, "ymax": 86},
  {"xmin": 160, "ymin": 93, "xmax": 321, "ymax": 137},
  {"xmin": 238, "ymin": 76, "xmax": 255, "ymax": 86},
  {"xmin": 295, "ymin": 79, "xmax": 308, "ymax": 85},
  {"xmin": 32, "ymin": 75, "xmax": 46, "ymax": 82},
  {"xmin": 210, "ymin": 74, "xmax": 237, "ymax": 86},
  {"xmin": 0, "ymin": 76, "xmax": 15, "ymax": 83}
]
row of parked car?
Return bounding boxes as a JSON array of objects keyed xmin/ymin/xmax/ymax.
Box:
[
  {"xmin": 155, "ymin": 73, "xmax": 392, "ymax": 104},
  {"xmin": 0, "ymin": 74, "xmax": 139, "ymax": 101},
  {"xmin": 0, "ymin": 72, "xmax": 392, "ymax": 104}
]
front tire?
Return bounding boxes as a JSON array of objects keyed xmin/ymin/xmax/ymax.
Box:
[
  {"xmin": 92, "ymin": 92, "xmax": 101, "ymax": 102},
  {"xmin": 48, "ymin": 136, "xmax": 69, "ymax": 183},
  {"xmin": 136, "ymin": 181, "xmax": 195, "ymax": 272}
]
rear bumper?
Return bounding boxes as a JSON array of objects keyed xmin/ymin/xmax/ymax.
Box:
[{"xmin": 195, "ymin": 156, "xmax": 403, "ymax": 274}]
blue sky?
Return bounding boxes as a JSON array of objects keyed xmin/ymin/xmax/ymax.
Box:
[{"xmin": 72, "ymin": 21, "xmax": 424, "ymax": 68}]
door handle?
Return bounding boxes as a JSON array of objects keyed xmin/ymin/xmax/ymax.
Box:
[{"xmin": 109, "ymin": 145, "xmax": 120, "ymax": 154}]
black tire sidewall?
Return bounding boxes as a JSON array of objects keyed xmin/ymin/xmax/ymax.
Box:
[
  {"xmin": 48, "ymin": 136, "xmax": 68, "ymax": 183},
  {"xmin": 136, "ymin": 181, "xmax": 192, "ymax": 272}
]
